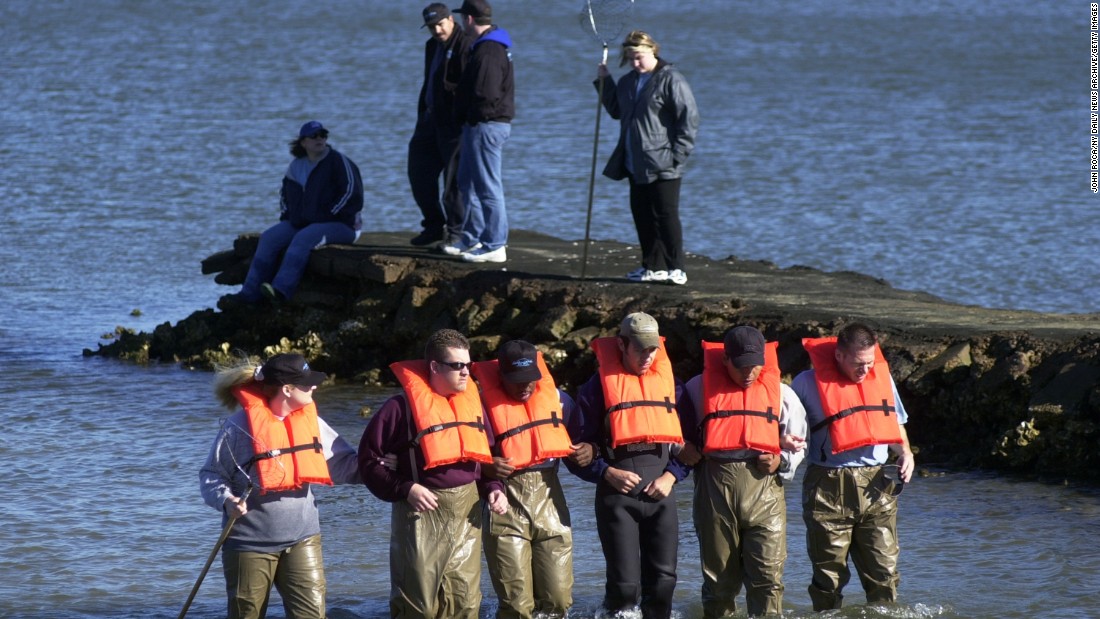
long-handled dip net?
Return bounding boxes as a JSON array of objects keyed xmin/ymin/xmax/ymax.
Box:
[{"xmin": 578, "ymin": 0, "xmax": 633, "ymax": 279}]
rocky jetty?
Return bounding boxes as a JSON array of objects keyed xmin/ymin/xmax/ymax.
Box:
[{"xmin": 88, "ymin": 230, "xmax": 1100, "ymax": 483}]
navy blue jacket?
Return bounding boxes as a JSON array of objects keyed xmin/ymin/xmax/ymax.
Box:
[
  {"xmin": 279, "ymin": 148, "xmax": 363, "ymax": 230},
  {"xmin": 418, "ymin": 25, "xmax": 472, "ymax": 125}
]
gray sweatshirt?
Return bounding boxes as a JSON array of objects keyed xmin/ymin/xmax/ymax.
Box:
[{"xmin": 199, "ymin": 410, "xmax": 360, "ymax": 552}]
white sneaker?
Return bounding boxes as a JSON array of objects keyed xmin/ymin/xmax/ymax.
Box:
[
  {"xmin": 440, "ymin": 242, "xmax": 481, "ymax": 256},
  {"xmin": 626, "ymin": 266, "xmax": 647, "ymax": 280},
  {"xmin": 668, "ymin": 269, "xmax": 688, "ymax": 285},
  {"xmin": 636, "ymin": 269, "xmax": 670, "ymax": 282},
  {"xmin": 462, "ymin": 246, "xmax": 507, "ymax": 263}
]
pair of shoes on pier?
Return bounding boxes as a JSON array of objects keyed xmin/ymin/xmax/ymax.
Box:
[{"xmin": 626, "ymin": 267, "xmax": 687, "ymax": 285}]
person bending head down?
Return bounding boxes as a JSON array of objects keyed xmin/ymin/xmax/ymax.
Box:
[
  {"xmin": 834, "ymin": 322, "xmax": 879, "ymax": 384},
  {"xmin": 617, "ymin": 311, "xmax": 662, "ymax": 376}
]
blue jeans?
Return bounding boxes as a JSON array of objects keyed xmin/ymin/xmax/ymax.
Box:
[
  {"xmin": 457, "ymin": 121, "xmax": 510, "ymax": 250},
  {"xmin": 241, "ymin": 220, "xmax": 355, "ymax": 300}
]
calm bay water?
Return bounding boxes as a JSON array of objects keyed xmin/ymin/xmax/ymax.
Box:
[{"xmin": 2, "ymin": 1, "xmax": 1097, "ymax": 617}]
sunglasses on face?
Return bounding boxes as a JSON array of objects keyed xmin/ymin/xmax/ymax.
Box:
[
  {"xmin": 436, "ymin": 360, "xmax": 471, "ymax": 371},
  {"xmin": 306, "ymin": 133, "xmax": 327, "ymax": 140}
]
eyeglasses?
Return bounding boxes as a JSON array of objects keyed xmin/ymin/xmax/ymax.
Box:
[
  {"xmin": 306, "ymin": 133, "xmax": 327, "ymax": 140},
  {"xmin": 436, "ymin": 360, "xmax": 471, "ymax": 371}
]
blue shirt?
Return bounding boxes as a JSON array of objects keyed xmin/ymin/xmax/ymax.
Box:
[{"xmin": 790, "ymin": 369, "xmax": 908, "ymax": 468}]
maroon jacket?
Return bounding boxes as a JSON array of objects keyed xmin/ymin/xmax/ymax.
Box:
[{"xmin": 358, "ymin": 393, "xmax": 503, "ymax": 502}]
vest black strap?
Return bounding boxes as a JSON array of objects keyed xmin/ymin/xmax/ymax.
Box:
[
  {"xmin": 408, "ymin": 418, "xmax": 486, "ymax": 447},
  {"xmin": 496, "ymin": 410, "xmax": 562, "ymax": 441},
  {"xmin": 701, "ymin": 406, "xmax": 778, "ymax": 426},
  {"xmin": 606, "ymin": 396, "xmax": 675, "ymax": 415},
  {"xmin": 810, "ymin": 400, "xmax": 896, "ymax": 434},
  {"xmin": 244, "ymin": 437, "xmax": 322, "ymax": 468}
]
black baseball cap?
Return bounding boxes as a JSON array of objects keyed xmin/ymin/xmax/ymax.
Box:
[
  {"xmin": 723, "ymin": 326, "xmax": 766, "ymax": 368},
  {"xmin": 497, "ymin": 340, "xmax": 542, "ymax": 383},
  {"xmin": 452, "ymin": 0, "xmax": 491, "ymax": 19},
  {"xmin": 259, "ymin": 353, "xmax": 327, "ymax": 386},
  {"xmin": 422, "ymin": 3, "xmax": 451, "ymax": 27}
]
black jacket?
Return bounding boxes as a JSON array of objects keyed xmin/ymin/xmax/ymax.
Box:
[
  {"xmin": 417, "ymin": 25, "xmax": 472, "ymax": 126},
  {"xmin": 455, "ymin": 26, "xmax": 514, "ymax": 125}
]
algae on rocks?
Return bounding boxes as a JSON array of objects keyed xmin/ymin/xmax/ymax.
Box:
[{"xmin": 86, "ymin": 230, "xmax": 1100, "ymax": 483}]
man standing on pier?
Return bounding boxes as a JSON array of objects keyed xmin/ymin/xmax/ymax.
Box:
[
  {"xmin": 442, "ymin": 0, "xmax": 514, "ymax": 264},
  {"xmin": 358, "ymin": 329, "xmax": 507, "ymax": 618},
  {"xmin": 407, "ymin": 3, "xmax": 470, "ymax": 247},
  {"xmin": 791, "ymin": 322, "xmax": 915, "ymax": 611}
]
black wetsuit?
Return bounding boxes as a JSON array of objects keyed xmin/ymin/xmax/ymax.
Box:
[{"xmin": 575, "ymin": 374, "xmax": 689, "ymax": 619}]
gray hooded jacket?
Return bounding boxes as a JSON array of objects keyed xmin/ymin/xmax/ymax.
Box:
[{"xmin": 596, "ymin": 59, "xmax": 699, "ymax": 184}]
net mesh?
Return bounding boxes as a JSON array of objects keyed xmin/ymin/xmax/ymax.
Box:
[{"xmin": 578, "ymin": 0, "xmax": 633, "ymax": 45}]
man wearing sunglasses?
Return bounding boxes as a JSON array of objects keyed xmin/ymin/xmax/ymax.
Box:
[
  {"xmin": 791, "ymin": 322, "xmax": 916, "ymax": 611},
  {"xmin": 358, "ymin": 329, "xmax": 507, "ymax": 618}
]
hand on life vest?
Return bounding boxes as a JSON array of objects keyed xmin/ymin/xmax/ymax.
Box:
[
  {"xmin": 568, "ymin": 442, "xmax": 595, "ymax": 468},
  {"xmin": 224, "ymin": 496, "xmax": 248, "ymax": 519},
  {"xmin": 604, "ymin": 466, "xmax": 641, "ymax": 494},
  {"xmin": 780, "ymin": 433, "xmax": 806, "ymax": 453},
  {"xmin": 485, "ymin": 456, "xmax": 515, "ymax": 480},
  {"xmin": 643, "ymin": 472, "xmax": 676, "ymax": 500},
  {"xmin": 756, "ymin": 453, "xmax": 781, "ymax": 475},
  {"xmin": 380, "ymin": 453, "xmax": 398, "ymax": 471},
  {"xmin": 676, "ymin": 442, "xmax": 702, "ymax": 467},
  {"xmin": 487, "ymin": 489, "xmax": 508, "ymax": 515},
  {"xmin": 406, "ymin": 484, "xmax": 439, "ymax": 512}
]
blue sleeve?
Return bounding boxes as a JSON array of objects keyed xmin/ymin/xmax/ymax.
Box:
[
  {"xmin": 560, "ymin": 389, "xmax": 583, "ymax": 441},
  {"xmin": 572, "ymin": 376, "xmax": 608, "ymax": 484},
  {"xmin": 677, "ymin": 375, "xmax": 703, "ymax": 447},
  {"xmin": 664, "ymin": 379, "xmax": 690, "ymax": 481}
]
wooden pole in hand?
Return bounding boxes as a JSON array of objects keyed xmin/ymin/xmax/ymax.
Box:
[{"xmin": 177, "ymin": 487, "xmax": 252, "ymax": 619}]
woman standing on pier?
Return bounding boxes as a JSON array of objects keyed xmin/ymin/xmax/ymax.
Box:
[{"xmin": 596, "ymin": 31, "xmax": 699, "ymax": 286}]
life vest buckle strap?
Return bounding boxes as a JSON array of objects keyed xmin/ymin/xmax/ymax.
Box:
[
  {"xmin": 810, "ymin": 403, "xmax": 896, "ymax": 433},
  {"xmin": 702, "ymin": 406, "xmax": 779, "ymax": 425},
  {"xmin": 606, "ymin": 399, "xmax": 677, "ymax": 415},
  {"xmin": 244, "ymin": 438, "xmax": 322, "ymax": 468},
  {"xmin": 496, "ymin": 412, "xmax": 562, "ymax": 441},
  {"xmin": 410, "ymin": 420, "xmax": 486, "ymax": 446}
]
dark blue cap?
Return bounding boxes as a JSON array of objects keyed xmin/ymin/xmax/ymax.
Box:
[{"xmin": 298, "ymin": 120, "xmax": 327, "ymax": 137}]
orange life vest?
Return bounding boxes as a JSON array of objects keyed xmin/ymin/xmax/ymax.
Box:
[
  {"xmin": 470, "ymin": 353, "xmax": 574, "ymax": 469},
  {"xmin": 591, "ymin": 337, "xmax": 684, "ymax": 448},
  {"xmin": 802, "ymin": 337, "xmax": 903, "ymax": 454},
  {"xmin": 391, "ymin": 360, "xmax": 493, "ymax": 469},
  {"xmin": 700, "ymin": 340, "xmax": 782, "ymax": 454},
  {"xmin": 234, "ymin": 384, "xmax": 333, "ymax": 495}
]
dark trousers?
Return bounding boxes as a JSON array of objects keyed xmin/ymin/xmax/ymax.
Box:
[
  {"xmin": 628, "ymin": 177, "xmax": 684, "ymax": 272},
  {"xmin": 595, "ymin": 488, "xmax": 678, "ymax": 619},
  {"xmin": 407, "ymin": 118, "xmax": 464, "ymax": 237}
]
